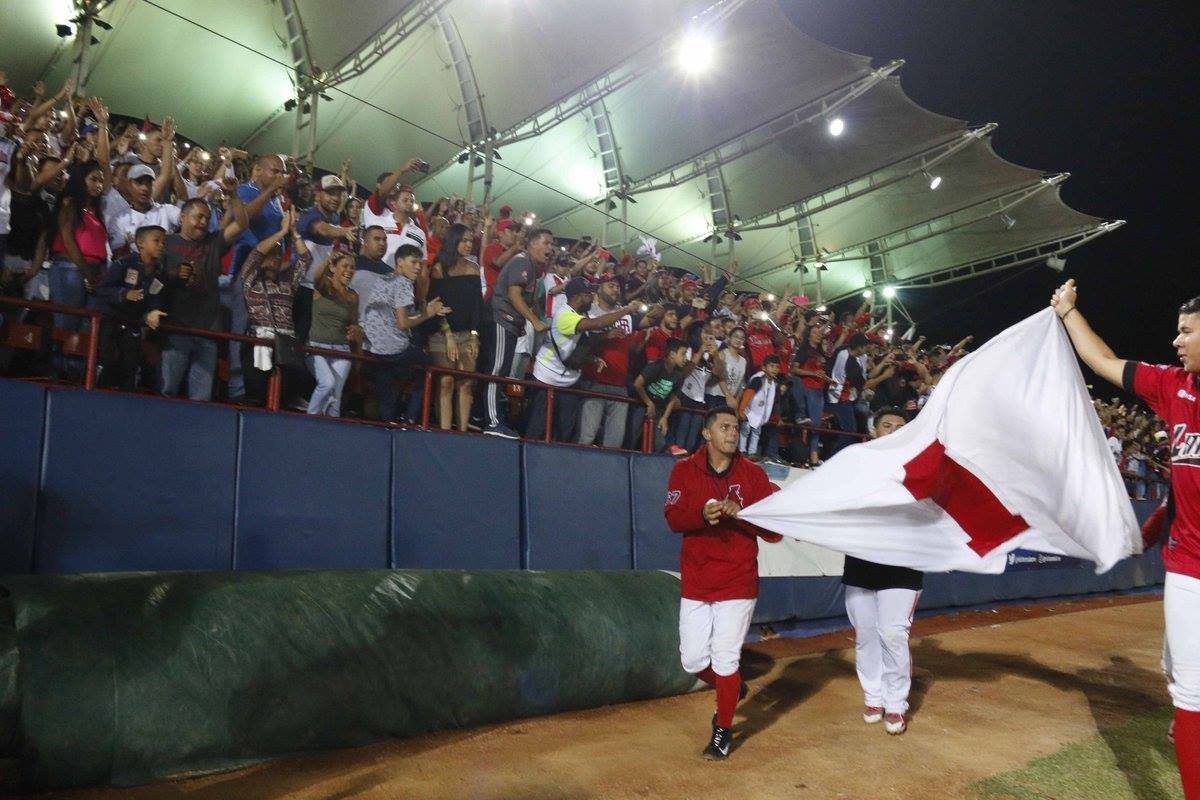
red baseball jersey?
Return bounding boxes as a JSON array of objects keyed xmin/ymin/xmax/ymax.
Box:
[
  {"xmin": 664, "ymin": 447, "xmax": 781, "ymax": 601},
  {"xmin": 1128, "ymin": 361, "xmax": 1200, "ymax": 579}
]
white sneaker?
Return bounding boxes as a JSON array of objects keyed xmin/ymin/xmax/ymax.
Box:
[
  {"xmin": 884, "ymin": 712, "xmax": 907, "ymax": 735},
  {"xmin": 863, "ymin": 705, "xmax": 884, "ymax": 724}
]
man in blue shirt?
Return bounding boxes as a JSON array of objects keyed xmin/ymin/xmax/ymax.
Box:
[{"xmin": 295, "ymin": 174, "xmax": 357, "ymax": 342}]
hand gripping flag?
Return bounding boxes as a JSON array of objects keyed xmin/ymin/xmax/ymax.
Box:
[{"xmin": 740, "ymin": 308, "xmax": 1141, "ymax": 574}]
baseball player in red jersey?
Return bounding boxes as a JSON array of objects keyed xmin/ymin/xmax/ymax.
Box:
[
  {"xmin": 1052, "ymin": 280, "xmax": 1200, "ymax": 798},
  {"xmin": 664, "ymin": 405, "xmax": 781, "ymax": 759}
]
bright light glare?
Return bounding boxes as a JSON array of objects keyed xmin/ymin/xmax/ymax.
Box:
[
  {"xmin": 765, "ymin": 293, "xmax": 776, "ymax": 302},
  {"xmin": 677, "ymin": 32, "xmax": 716, "ymax": 74},
  {"xmin": 815, "ymin": 304, "xmax": 827, "ymax": 312},
  {"xmin": 524, "ymin": 215, "xmax": 535, "ymax": 226},
  {"xmin": 827, "ymin": 117, "xmax": 845, "ymax": 137},
  {"xmin": 882, "ymin": 286, "xmax": 897, "ymax": 299},
  {"xmin": 862, "ymin": 290, "xmax": 874, "ymax": 299},
  {"xmin": 928, "ymin": 174, "xmax": 943, "ymax": 190}
]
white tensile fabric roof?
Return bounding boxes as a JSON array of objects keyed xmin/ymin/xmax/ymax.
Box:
[{"xmin": 5, "ymin": 0, "xmax": 1118, "ymax": 306}]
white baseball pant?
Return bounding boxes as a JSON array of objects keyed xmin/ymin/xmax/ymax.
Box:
[
  {"xmin": 1164, "ymin": 571, "xmax": 1200, "ymax": 712},
  {"xmin": 845, "ymin": 586, "xmax": 921, "ymax": 714},
  {"xmin": 679, "ymin": 598, "xmax": 757, "ymax": 676}
]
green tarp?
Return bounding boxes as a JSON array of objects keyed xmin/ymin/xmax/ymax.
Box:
[{"xmin": 0, "ymin": 570, "xmax": 691, "ymax": 789}]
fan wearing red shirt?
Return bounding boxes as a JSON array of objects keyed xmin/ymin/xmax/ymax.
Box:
[
  {"xmin": 664, "ymin": 405, "xmax": 781, "ymax": 760},
  {"xmin": 481, "ymin": 219, "xmax": 520, "ymax": 302},
  {"xmin": 643, "ymin": 306, "xmax": 684, "ymax": 362},
  {"xmin": 578, "ymin": 273, "xmax": 659, "ymax": 447},
  {"xmin": 1052, "ymin": 280, "xmax": 1200, "ymax": 798},
  {"xmin": 743, "ymin": 298, "xmax": 781, "ymax": 371}
]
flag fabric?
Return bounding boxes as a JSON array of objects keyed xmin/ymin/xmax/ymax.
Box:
[{"xmin": 739, "ymin": 308, "xmax": 1141, "ymax": 574}]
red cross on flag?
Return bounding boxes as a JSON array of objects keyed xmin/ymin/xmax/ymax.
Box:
[{"xmin": 740, "ymin": 308, "xmax": 1141, "ymax": 574}]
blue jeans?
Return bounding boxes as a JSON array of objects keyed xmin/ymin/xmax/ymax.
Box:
[
  {"xmin": 740, "ymin": 422, "xmax": 761, "ymax": 455},
  {"xmin": 49, "ymin": 258, "xmax": 86, "ymax": 332},
  {"xmin": 801, "ymin": 387, "xmax": 825, "ymax": 456},
  {"xmin": 669, "ymin": 397, "xmax": 706, "ymax": 453},
  {"xmin": 828, "ymin": 400, "xmax": 859, "ymax": 454},
  {"xmin": 525, "ymin": 385, "xmax": 582, "ymax": 442},
  {"xmin": 160, "ymin": 334, "xmax": 218, "ymax": 401},
  {"xmin": 306, "ymin": 343, "xmax": 352, "ymax": 416},
  {"xmin": 219, "ymin": 274, "xmax": 248, "ymax": 399},
  {"xmin": 373, "ymin": 347, "xmax": 426, "ymax": 423}
]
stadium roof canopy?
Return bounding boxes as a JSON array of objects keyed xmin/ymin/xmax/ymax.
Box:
[{"xmin": 6, "ymin": 0, "xmax": 1121, "ymax": 312}]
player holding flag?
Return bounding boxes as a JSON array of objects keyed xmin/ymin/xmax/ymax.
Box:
[{"xmin": 1052, "ymin": 279, "xmax": 1200, "ymax": 798}]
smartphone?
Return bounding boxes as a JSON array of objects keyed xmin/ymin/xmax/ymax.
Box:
[{"xmin": 413, "ymin": 159, "xmax": 431, "ymax": 174}]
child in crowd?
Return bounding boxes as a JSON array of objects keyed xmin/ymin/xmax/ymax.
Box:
[
  {"xmin": 738, "ymin": 354, "xmax": 780, "ymax": 459},
  {"xmin": 634, "ymin": 339, "xmax": 690, "ymax": 452}
]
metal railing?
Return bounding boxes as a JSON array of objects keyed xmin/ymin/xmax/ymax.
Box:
[{"xmin": 0, "ymin": 295, "xmax": 870, "ymax": 455}]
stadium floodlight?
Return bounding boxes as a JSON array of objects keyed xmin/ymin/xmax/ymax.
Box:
[
  {"xmin": 827, "ymin": 117, "xmax": 845, "ymax": 137},
  {"xmin": 923, "ymin": 170, "xmax": 942, "ymax": 190},
  {"xmin": 814, "ymin": 260, "xmax": 827, "ymax": 271},
  {"xmin": 677, "ymin": 32, "xmax": 716, "ymax": 74},
  {"xmin": 55, "ymin": 24, "xmax": 73, "ymax": 37},
  {"xmin": 882, "ymin": 286, "xmax": 897, "ymax": 299},
  {"xmin": 862, "ymin": 289, "xmax": 874, "ymax": 299}
]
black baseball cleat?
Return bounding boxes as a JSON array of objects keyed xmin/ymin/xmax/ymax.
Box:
[{"xmin": 702, "ymin": 725, "xmax": 733, "ymax": 760}]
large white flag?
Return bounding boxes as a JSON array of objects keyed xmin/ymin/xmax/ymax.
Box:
[{"xmin": 740, "ymin": 308, "xmax": 1141, "ymax": 574}]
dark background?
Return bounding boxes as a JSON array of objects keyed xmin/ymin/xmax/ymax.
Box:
[{"xmin": 783, "ymin": 0, "xmax": 1199, "ymax": 380}]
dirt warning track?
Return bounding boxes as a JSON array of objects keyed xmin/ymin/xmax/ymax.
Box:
[{"xmin": 50, "ymin": 594, "xmax": 1171, "ymax": 800}]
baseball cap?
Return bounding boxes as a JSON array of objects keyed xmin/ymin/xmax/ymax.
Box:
[
  {"xmin": 318, "ymin": 174, "xmax": 346, "ymax": 191},
  {"xmin": 680, "ymin": 277, "xmax": 701, "ymax": 289},
  {"xmin": 390, "ymin": 182, "xmax": 415, "ymax": 195},
  {"xmin": 498, "ymin": 204, "xmax": 512, "ymax": 218},
  {"xmin": 128, "ymin": 164, "xmax": 155, "ymax": 182},
  {"xmin": 564, "ymin": 276, "xmax": 595, "ymax": 298}
]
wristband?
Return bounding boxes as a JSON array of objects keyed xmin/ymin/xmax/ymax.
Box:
[{"xmin": 1060, "ymin": 306, "xmax": 1077, "ymax": 322}]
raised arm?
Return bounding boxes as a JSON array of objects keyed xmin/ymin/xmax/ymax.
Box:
[
  {"xmin": 88, "ymin": 98, "xmax": 112, "ymax": 186},
  {"xmin": 151, "ymin": 117, "xmax": 177, "ymax": 202},
  {"xmin": 377, "ymin": 157, "xmax": 422, "ymax": 200},
  {"xmin": 22, "ymin": 79, "xmax": 73, "ymax": 132},
  {"xmin": 1051, "ymin": 279, "xmax": 1128, "ymax": 388}
]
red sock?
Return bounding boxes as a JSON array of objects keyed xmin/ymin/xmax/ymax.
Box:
[
  {"xmin": 715, "ymin": 670, "xmax": 741, "ymax": 729},
  {"xmin": 1176, "ymin": 708, "xmax": 1200, "ymax": 799},
  {"xmin": 694, "ymin": 666, "xmax": 717, "ymax": 688}
]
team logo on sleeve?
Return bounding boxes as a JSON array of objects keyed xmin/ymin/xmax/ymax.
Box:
[{"xmin": 665, "ymin": 490, "xmax": 681, "ymax": 506}]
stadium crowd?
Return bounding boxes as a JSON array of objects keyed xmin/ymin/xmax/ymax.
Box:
[{"xmin": 0, "ymin": 75, "xmax": 1168, "ymax": 484}]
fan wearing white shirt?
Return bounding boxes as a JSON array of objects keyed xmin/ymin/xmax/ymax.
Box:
[{"xmin": 108, "ymin": 164, "xmax": 181, "ymax": 257}]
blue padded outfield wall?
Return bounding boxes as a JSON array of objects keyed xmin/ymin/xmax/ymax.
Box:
[{"xmin": 0, "ymin": 379, "xmax": 1165, "ymax": 624}]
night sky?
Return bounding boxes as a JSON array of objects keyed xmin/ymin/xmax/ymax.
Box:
[{"xmin": 782, "ymin": 0, "xmax": 1199, "ymax": 383}]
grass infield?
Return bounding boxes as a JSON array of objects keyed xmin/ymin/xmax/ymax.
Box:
[{"xmin": 971, "ymin": 705, "xmax": 1182, "ymax": 800}]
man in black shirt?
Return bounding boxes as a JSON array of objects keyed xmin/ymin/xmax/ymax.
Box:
[
  {"xmin": 159, "ymin": 193, "xmax": 250, "ymax": 400},
  {"xmin": 843, "ymin": 407, "xmax": 923, "ymax": 736},
  {"xmin": 634, "ymin": 340, "xmax": 689, "ymax": 452}
]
